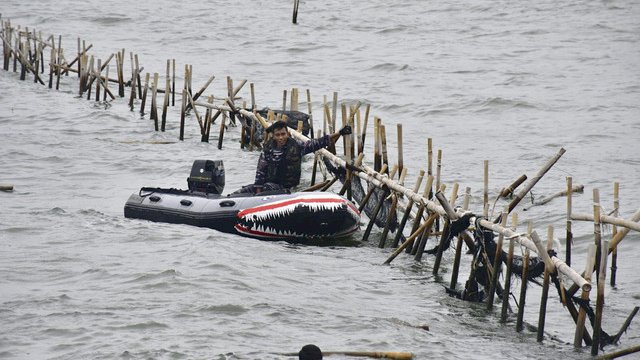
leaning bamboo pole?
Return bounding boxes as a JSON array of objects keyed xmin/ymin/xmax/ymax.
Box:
[{"xmin": 570, "ymin": 212, "xmax": 640, "ymax": 233}]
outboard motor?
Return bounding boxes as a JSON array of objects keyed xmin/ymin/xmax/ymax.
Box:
[{"xmin": 187, "ymin": 160, "xmax": 225, "ymax": 194}]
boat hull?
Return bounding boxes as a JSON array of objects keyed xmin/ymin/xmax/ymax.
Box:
[{"xmin": 124, "ymin": 188, "xmax": 360, "ymax": 241}]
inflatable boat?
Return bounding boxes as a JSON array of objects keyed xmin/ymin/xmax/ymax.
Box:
[{"xmin": 124, "ymin": 160, "xmax": 361, "ymax": 241}]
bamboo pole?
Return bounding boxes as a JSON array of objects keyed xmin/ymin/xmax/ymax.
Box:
[
  {"xmin": 378, "ymin": 193, "xmax": 398, "ymax": 248},
  {"xmin": 384, "ymin": 213, "xmax": 440, "ymax": 265},
  {"xmin": 56, "ymin": 35, "xmax": 62, "ymax": 90},
  {"xmin": 574, "ymin": 244, "xmax": 597, "ymax": 348},
  {"xmin": 483, "ymin": 160, "xmax": 489, "ymax": 217},
  {"xmin": 592, "ymin": 240, "xmax": 609, "ymax": 355},
  {"xmin": 171, "ymin": 59, "xmax": 175, "ymax": 106},
  {"xmin": 292, "ymin": 0, "xmax": 300, "ymax": 24},
  {"xmin": 609, "ymin": 209, "xmax": 640, "ymax": 252},
  {"xmin": 407, "ymin": 175, "xmax": 434, "ymax": 253},
  {"xmin": 128, "ymin": 56, "xmax": 139, "ymax": 110},
  {"xmin": 487, "ymin": 207, "xmax": 508, "ymax": 309},
  {"xmin": 499, "ymin": 148, "xmax": 566, "ymax": 220},
  {"xmin": 430, "ymin": 186, "xmax": 459, "ymax": 267},
  {"xmin": 397, "ymin": 123, "xmax": 403, "ymax": 180},
  {"xmin": 449, "ymin": 187, "xmax": 471, "ymax": 290},
  {"xmin": 140, "ymin": 72, "xmax": 150, "ymax": 115},
  {"xmin": 594, "ymin": 345, "xmax": 640, "ymax": 360},
  {"xmin": 374, "ymin": 117, "xmax": 381, "ymax": 171},
  {"xmin": 331, "ymin": 92, "xmax": 338, "ymax": 133},
  {"xmin": 217, "ymin": 107, "xmax": 227, "ymax": 150},
  {"xmin": 85, "ymin": 55, "xmax": 94, "ymax": 99},
  {"xmin": 341, "ymin": 103, "xmax": 348, "ymax": 156},
  {"xmin": 360, "ymin": 104, "xmax": 370, "ymax": 153},
  {"xmin": 150, "ymin": 72, "xmax": 159, "ymax": 129},
  {"xmin": 571, "ymin": 213, "xmax": 640, "ymax": 233},
  {"xmin": 380, "ymin": 125, "xmax": 389, "ymax": 176},
  {"xmin": 358, "ymin": 164, "xmax": 388, "ymax": 212},
  {"xmin": 362, "ymin": 165, "xmax": 398, "ymax": 242},
  {"xmin": 516, "ymin": 248, "xmax": 530, "ymax": 332},
  {"xmin": 566, "ymin": 176, "xmax": 573, "ymax": 267},
  {"xmin": 94, "ymin": 58, "xmax": 101, "ymax": 101},
  {"xmin": 161, "ymin": 77, "xmax": 170, "ymax": 131},
  {"xmin": 392, "ymin": 170, "xmax": 425, "ymax": 248},
  {"xmin": 537, "ymin": 225, "xmax": 554, "ymax": 342},
  {"xmin": 179, "ymin": 88, "xmax": 186, "ymax": 140},
  {"xmin": 500, "ymin": 213, "xmax": 518, "ymax": 322},
  {"xmin": 499, "ymin": 174, "xmax": 527, "ymax": 198},
  {"xmin": 306, "ymin": 89, "xmax": 314, "ymax": 139},
  {"xmin": 611, "ymin": 182, "xmax": 619, "ymax": 287}
]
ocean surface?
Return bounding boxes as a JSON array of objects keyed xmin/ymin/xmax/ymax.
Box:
[{"xmin": 1, "ymin": 0, "xmax": 639, "ymax": 359}]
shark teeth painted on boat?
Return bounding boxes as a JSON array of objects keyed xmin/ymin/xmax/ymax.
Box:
[{"xmin": 234, "ymin": 193, "xmax": 360, "ymax": 240}]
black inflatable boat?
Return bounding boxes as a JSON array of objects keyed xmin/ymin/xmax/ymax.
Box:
[{"xmin": 124, "ymin": 160, "xmax": 361, "ymax": 241}]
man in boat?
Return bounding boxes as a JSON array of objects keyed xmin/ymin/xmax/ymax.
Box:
[{"xmin": 235, "ymin": 120, "xmax": 351, "ymax": 194}]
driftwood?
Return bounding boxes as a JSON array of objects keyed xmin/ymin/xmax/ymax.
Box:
[{"xmin": 524, "ymin": 184, "xmax": 584, "ymax": 210}]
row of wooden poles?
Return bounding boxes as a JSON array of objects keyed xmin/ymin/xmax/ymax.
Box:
[
  {"xmin": 235, "ymin": 105, "xmax": 640, "ymax": 357},
  {"xmin": 2, "ymin": 19, "xmax": 639, "ymax": 358}
]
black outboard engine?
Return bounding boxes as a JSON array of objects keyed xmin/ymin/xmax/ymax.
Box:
[{"xmin": 187, "ymin": 160, "xmax": 225, "ymax": 194}]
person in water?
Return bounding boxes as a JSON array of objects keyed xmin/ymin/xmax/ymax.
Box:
[
  {"xmin": 235, "ymin": 120, "xmax": 351, "ymax": 194},
  {"xmin": 298, "ymin": 344, "xmax": 323, "ymax": 360}
]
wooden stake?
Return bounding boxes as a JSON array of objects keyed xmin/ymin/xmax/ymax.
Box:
[
  {"xmin": 500, "ymin": 213, "xmax": 518, "ymax": 322},
  {"xmin": 358, "ymin": 164, "xmax": 387, "ymax": 212},
  {"xmin": 362, "ymin": 165, "xmax": 397, "ymax": 242},
  {"xmin": 292, "ymin": 0, "xmax": 300, "ymax": 24},
  {"xmin": 449, "ymin": 187, "xmax": 471, "ymax": 290},
  {"xmin": 374, "ymin": 117, "xmax": 381, "ymax": 171},
  {"xmin": 430, "ymin": 186, "xmax": 459, "ymax": 267},
  {"xmin": 397, "ymin": 123, "xmax": 403, "ymax": 180},
  {"xmin": 360, "ymin": 103, "xmax": 370, "ymax": 153},
  {"xmin": 94, "ymin": 58, "xmax": 101, "ymax": 101},
  {"xmin": 574, "ymin": 244, "xmax": 597, "ymax": 348},
  {"xmin": 611, "ymin": 182, "xmax": 619, "ymax": 287},
  {"xmin": 537, "ymin": 225, "xmax": 554, "ymax": 342},
  {"xmin": 217, "ymin": 107, "xmax": 226, "ymax": 150},
  {"xmin": 592, "ymin": 190, "xmax": 606, "ymax": 355},
  {"xmin": 150, "ymin": 72, "xmax": 159, "ymax": 129},
  {"xmin": 487, "ymin": 207, "xmax": 508, "ymax": 309},
  {"xmin": 378, "ymin": 193, "xmax": 398, "ymax": 248},
  {"xmin": 499, "ymin": 174, "xmax": 527, "ymax": 198},
  {"xmin": 381, "ymin": 126, "xmax": 389, "ymax": 177},
  {"xmin": 384, "ymin": 212, "xmax": 439, "ymax": 265},
  {"xmin": 483, "ymin": 160, "xmax": 489, "ymax": 217},
  {"xmin": 392, "ymin": 170, "xmax": 425, "ymax": 248},
  {"xmin": 161, "ymin": 77, "xmax": 170, "ymax": 131},
  {"xmin": 566, "ymin": 176, "xmax": 573, "ymax": 267},
  {"xmin": 179, "ymin": 88, "xmax": 186, "ymax": 140},
  {"xmin": 332, "ymin": 92, "xmax": 338, "ymax": 132},
  {"xmin": 407, "ymin": 175, "xmax": 434, "ymax": 253},
  {"xmin": 140, "ymin": 72, "xmax": 150, "ymax": 115},
  {"xmin": 516, "ymin": 249, "xmax": 530, "ymax": 332},
  {"xmin": 171, "ymin": 59, "xmax": 176, "ymax": 106},
  {"xmin": 306, "ymin": 89, "xmax": 314, "ymax": 138}
]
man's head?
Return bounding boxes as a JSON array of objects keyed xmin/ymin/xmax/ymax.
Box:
[
  {"xmin": 299, "ymin": 344, "xmax": 322, "ymax": 360},
  {"xmin": 267, "ymin": 121, "xmax": 290, "ymax": 148}
]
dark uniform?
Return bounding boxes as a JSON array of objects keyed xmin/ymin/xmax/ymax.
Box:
[{"xmin": 236, "ymin": 135, "xmax": 331, "ymax": 194}]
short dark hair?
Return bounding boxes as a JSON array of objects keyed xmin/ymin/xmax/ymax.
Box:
[
  {"xmin": 299, "ymin": 344, "xmax": 322, "ymax": 360},
  {"xmin": 266, "ymin": 120, "xmax": 288, "ymax": 133}
]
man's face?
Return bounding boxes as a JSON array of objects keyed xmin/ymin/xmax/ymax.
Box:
[{"xmin": 272, "ymin": 127, "xmax": 289, "ymax": 148}]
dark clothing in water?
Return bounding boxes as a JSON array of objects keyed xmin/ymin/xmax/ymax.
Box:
[{"xmin": 235, "ymin": 135, "xmax": 330, "ymax": 194}]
